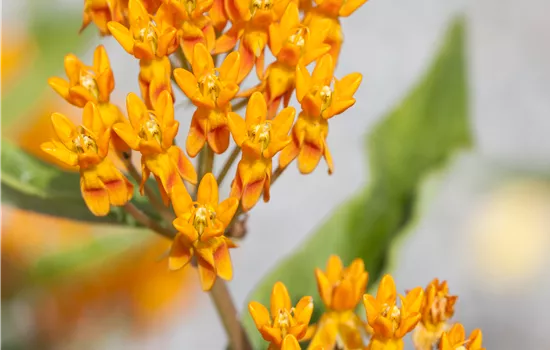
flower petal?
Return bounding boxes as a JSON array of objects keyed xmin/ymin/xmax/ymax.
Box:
[
  {"xmin": 192, "ymin": 43, "xmax": 214, "ymax": 78},
  {"xmin": 51, "ymin": 113, "xmax": 77, "ymax": 147},
  {"xmin": 113, "ymin": 122, "xmax": 141, "ymax": 150},
  {"xmin": 174, "ymin": 68, "xmax": 200, "ymax": 103},
  {"xmin": 169, "ymin": 234, "xmax": 193, "ymax": 270},
  {"xmin": 168, "ymin": 145, "xmax": 198, "ymax": 184},
  {"xmin": 294, "ymin": 295, "xmax": 313, "ymax": 325},
  {"xmin": 248, "ymin": 301, "xmax": 271, "ymax": 329},
  {"xmin": 246, "ymin": 91, "xmax": 267, "ymax": 127},
  {"xmin": 197, "ymin": 256, "xmax": 217, "ymax": 291},
  {"xmin": 270, "ymin": 281, "xmax": 291, "ymax": 319},
  {"xmin": 186, "ymin": 113, "xmax": 207, "ymax": 157},
  {"xmin": 217, "ymin": 197, "xmax": 239, "ymax": 227},
  {"xmin": 107, "ymin": 21, "xmax": 135, "ymax": 55},
  {"xmin": 126, "ymin": 92, "xmax": 148, "ymax": 130},
  {"xmin": 80, "ymin": 169, "xmax": 110, "ymax": 216},
  {"xmin": 281, "ymin": 335, "xmax": 300, "ymax": 350},
  {"xmin": 207, "ymin": 125, "xmax": 231, "ymax": 154},
  {"xmin": 213, "ymin": 240, "xmax": 233, "ymax": 280},
  {"xmin": 227, "ymin": 111, "xmax": 247, "ymax": 147},
  {"xmin": 377, "ymin": 274, "xmax": 397, "ymax": 304},
  {"xmin": 170, "ymin": 181, "xmax": 194, "ymax": 217},
  {"xmin": 198, "ymin": 172, "xmax": 219, "ymax": 206},
  {"xmin": 219, "ymin": 51, "xmax": 241, "ymax": 83},
  {"xmin": 40, "ymin": 141, "xmax": 78, "ymax": 167}
]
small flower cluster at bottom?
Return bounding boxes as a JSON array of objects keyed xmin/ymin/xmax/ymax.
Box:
[{"xmin": 249, "ymin": 255, "xmax": 485, "ymax": 350}]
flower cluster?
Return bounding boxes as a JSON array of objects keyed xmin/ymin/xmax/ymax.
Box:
[
  {"xmin": 44, "ymin": 0, "xmax": 367, "ymax": 290},
  {"xmin": 249, "ymin": 255, "xmax": 485, "ymax": 350}
]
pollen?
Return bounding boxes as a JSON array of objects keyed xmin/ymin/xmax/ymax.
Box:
[
  {"xmin": 288, "ymin": 27, "xmax": 308, "ymax": 48},
  {"xmin": 381, "ymin": 303, "xmax": 402, "ymax": 332},
  {"xmin": 198, "ymin": 73, "xmax": 221, "ymax": 101},
  {"xmin": 79, "ymin": 69, "xmax": 100, "ymax": 101},
  {"xmin": 250, "ymin": 0, "xmax": 273, "ymax": 16},
  {"xmin": 319, "ymin": 85, "xmax": 333, "ymax": 111},
  {"xmin": 73, "ymin": 134, "xmax": 98, "ymax": 154},
  {"xmin": 192, "ymin": 204, "xmax": 216, "ymax": 237},
  {"xmin": 139, "ymin": 114, "xmax": 163, "ymax": 145},
  {"xmin": 135, "ymin": 22, "xmax": 158, "ymax": 54},
  {"xmin": 248, "ymin": 122, "xmax": 271, "ymax": 153}
]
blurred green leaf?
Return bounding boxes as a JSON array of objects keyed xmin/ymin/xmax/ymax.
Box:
[
  {"xmin": 28, "ymin": 226, "xmax": 152, "ymax": 285},
  {"xmin": 242, "ymin": 18, "xmax": 471, "ymax": 348},
  {"xmin": 2, "ymin": 13, "xmax": 93, "ymax": 128},
  {"xmin": 1, "ymin": 140, "xmax": 159, "ymax": 225}
]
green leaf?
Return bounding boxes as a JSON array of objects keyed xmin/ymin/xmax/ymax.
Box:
[
  {"xmin": 1, "ymin": 140, "xmax": 159, "ymax": 225},
  {"xmin": 242, "ymin": 18, "xmax": 471, "ymax": 348},
  {"xmin": 1, "ymin": 13, "xmax": 94, "ymax": 128},
  {"xmin": 28, "ymin": 226, "xmax": 152, "ymax": 285}
]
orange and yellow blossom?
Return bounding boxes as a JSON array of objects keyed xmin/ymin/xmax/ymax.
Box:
[
  {"xmin": 41, "ymin": 102, "xmax": 133, "ymax": 216},
  {"xmin": 308, "ymin": 255, "xmax": 368, "ymax": 349},
  {"xmin": 439, "ymin": 323, "xmax": 484, "ymax": 350},
  {"xmin": 169, "ymin": 173, "xmax": 239, "ymax": 290},
  {"xmin": 173, "ymin": 43, "xmax": 240, "ymax": 157},
  {"xmin": 249, "ymin": 282, "xmax": 313, "ymax": 350},
  {"xmin": 210, "ymin": 0, "xmax": 229, "ymax": 32},
  {"xmin": 81, "ymin": 0, "xmax": 127, "ymax": 35},
  {"xmin": 157, "ymin": 0, "xmax": 216, "ymax": 63},
  {"xmin": 228, "ymin": 92, "xmax": 295, "ymax": 211},
  {"xmin": 413, "ymin": 279, "xmax": 458, "ymax": 350},
  {"xmin": 113, "ymin": 91, "xmax": 197, "ymax": 202},
  {"xmin": 279, "ymin": 54, "xmax": 361, "ymax": 174},
  {"xmin": 244, "ymin": 2, "xmax": 330, "ymax": 118},
  {"xmin": 363, "ymin": 274, "xmax": 424, "ymax": 350},
  {"xmin": 214, "ymin": 0, "xmax": 294, "ymax": 83},
  {"xmin": 48, "ymin": 45, "xmax": 125, "ymax": 131},
  {"xmin": 304, "ymin": 0, "xmax": 368, "ymax": 63},
  {"xmin": 108, "ymin": 0, "xmax": 178, "ymax": 108}
]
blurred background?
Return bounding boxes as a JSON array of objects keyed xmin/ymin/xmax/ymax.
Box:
[{"xmin": 2, "ymin": 0, "xmax": 550, "ymax": 349}]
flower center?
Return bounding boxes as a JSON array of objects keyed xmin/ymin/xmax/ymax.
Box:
[
  {"xmin": 430, "ymin": 294, "xmax": 449, "ymax": 323},
  {"xmin": 198, "ymin": 73, "xmax": 220, "ymax": 102},
  {"xmin": 319, "ymin": 85, "xmax": 333, "ymax": 111},
  {"xmin": 139, "ymin": 113, "xmax": 163, "ymax": 145},
  {"xmin": 273, "ymin": 308, "xmax": 293, "ymax": 339},
  {"xmin": 134, "ymin": 22, "xmax": 158, "ymax": 54},
  {"xmin": 381, "ymin": 303, "xmax": 401, "ymax": 332},
  {"xmin": 192, "ymin": 204, "xmax": 216, "ymax": 236},
  {"xmin": 248, "ymin": 122, "xmax": 271, "ymax": 153},
  {"xmin": 250, "ymin": 0, "xmax": 273, "ymax": 16},
  {"xmin": 288, "ymin": 27, "xmax": 307, "ymax": 48},
  {"xmin": 79, "ymin": 68, "xmax": 100, "ymax": 101},
  {"xmin": 73, "ymin": 133, "xmax": 98, "ymax": 154}
]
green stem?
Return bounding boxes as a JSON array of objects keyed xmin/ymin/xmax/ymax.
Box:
[{"xmin": 217, "ymin": 146, "xmax": 241, "ymax": 186}]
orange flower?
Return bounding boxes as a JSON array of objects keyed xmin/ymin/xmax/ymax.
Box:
[
  {"xmin": 248, "ymin": 282, "xmax": 313, "ymax": 349},
  {"xmin": 308, "ymin": 255, "xmax": 368, "ymax": 349},
  {"xmin": 169, "ymin": 173, "xmax": 239, "ymax": 290},
  {"xmin": 439, "ymin": 324, "xmax": 484, "ymax": 350},
  {"xmin": 228, "ymin": 92, "xmax": 294, "ymax": 211},
  {"xmin": 48, "ymin": 45, "xmax": 126, "ymax": 143},
  {"xmin": 240, "ymin": 3, "xmax": 330, "ymax": 118},
  {"xmin": 279, "ymin": 54, "xmax": 362, "ymax": 174},
  {"xmin": 413, "ymin": 279, "xmax": 458, "ymax": 350},
  {"xmin": 157, "ymin": 0, "xmax": 216, "ymax": 63},
  {"xmin": 41, "ymin": 102, "xmax": 133, "ymax": 216},
  {"xmin": 174, "ymin": 43, "xmax": 240, "ymax": 156},
  {"xmin": 363, "ymin": 275, "xmax": 424, "ymax": 350},
  {"xmin": 138, "ymin": 56, "xmax": 173, "ymax": 109},
  {"xmin": 304, "ymin": 0, "xmax": 368, "ymax": 63},
  {"xmin": 108, "ymin": 0, "xmax": 179, "ymax": 60},
  {"xmin": 210, "ymin": 0, "xmax": 229, "ymax": 32},
  {"xmin": 214, "ymin": 0, "xmax": 293, "ymax": 83},
  {"xmin": 113, "ymin": 91, "xmax": 197, "ymax": 202},
  {"xmin": 81, "ymin": 0, "xmax": 127, "ymax": 35}
]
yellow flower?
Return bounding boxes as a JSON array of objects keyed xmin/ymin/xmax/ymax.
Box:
[
  {"xmin": 81, "ymin": 0, "xmax": 127, "ymax": 35},
  {"xmin": 41, "ymin": 102, "xmax": 133, "ymax": 216},
  {"xmin": 413, "ymin": 279, "xmax": 458, "ymax": 350},
  {"xmin": 228, "ymin": 92, "xmax": 294, "ymax": 211},
  {"xmin": 48, "ymin": 45, "xmax": 113, "ymax": 107},
  {"xmin": 113, "ymin": 91, "xmax": 197, "ymax": 202},
  {"xmin": 439, "ymin": 323, "xmax": 484, "ymax": 350},
  {"xmin": 279, "ymin": 54, "xmax": 362, "ymax": 174},
  {"xmin": 210, "ymin": 0, "xmax": 229, "ymax": 32},
  {"xmin": 173, "ymin": 43, "xmax": 241, "ymax": 156},
  {"xmin": 248, "ymin": 281, "xmax": 313, "ymax": 349},
  {"xmin": 138, "ymin": 56, "xmax": 173, "ymax": 110},
  {"xmin": 308, "ymin": 255, "xmax": 368, "ymax": 349},
  {"xmin": 304, "ymin": 0, "xmax": 368, "ymax": 63},
  {"xmin": 214, "ymin": 0, "xmax": 293, "ymax": 83},
  {"xmin": 243, "ymin": 2, "xmax": 330, "ymax": 118},
  {"xmin": 108, "ymin": 0, "xmax": 179, "ymax": 60},
  {"xmin": 363, "ymin": 274, "xmax": 424, "ymax": 350},
  {"xmin": 157, "ymin": 0, "xmax": 216, "ymax": 63},
  {"xmin": 169, "ymin": 173, "xmax": 239, "ymax": 290}
]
